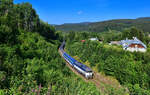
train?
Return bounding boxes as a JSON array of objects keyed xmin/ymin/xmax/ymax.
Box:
[{"xmin": 59, "ymin": 41, "xmax": 93, "ymax": 79}]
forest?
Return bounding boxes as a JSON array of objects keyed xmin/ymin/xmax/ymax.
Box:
[
  {"xmin": 65, "ymin": 28, "xmax": 150, "ymax": 95},
  {"xmin": 1, "ymin": 0, "xmax": 150, "ymax": 95},
  {"xmin": 0, "ymin": 0, "xmax": 100, "ymax": 94}
]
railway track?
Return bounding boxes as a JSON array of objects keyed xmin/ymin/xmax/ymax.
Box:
[
  {"xmin": 59, "ymin": 50, "xmax": 88, "ymax": 81},
  {"xmin": 59, "ymin": 49, "xmax": 127, "ymax": 94},
  {"xmin": 59, "ymin": 49, "xmax": 103, "ymax": 89}
]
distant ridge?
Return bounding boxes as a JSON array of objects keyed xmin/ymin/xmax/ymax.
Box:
[
  {"xmin": 63, "ymin": 22, "xmax": 91, "ymax": 25},
  {"xmin": 55, "ymin": 17, "xmax": 150, "ymax": 33}
]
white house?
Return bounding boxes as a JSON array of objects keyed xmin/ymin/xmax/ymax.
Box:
[
  {"xmin": 120, "ymin": 37, "xmax": 147, "ymax": 52},
  {"xmin": 109, "ymin": 41, "xmax": 121, "ymax": 45},
  {"xmin": 89, "ymin": 38, "xmax": 98, "ymax": 41}
]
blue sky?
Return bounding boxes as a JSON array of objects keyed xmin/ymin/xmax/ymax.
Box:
[{"xmin": 14, "ymin": 0, "xmax": 150, "ymax": 25}]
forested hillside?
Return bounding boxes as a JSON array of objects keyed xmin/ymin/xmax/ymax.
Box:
[
  {"xmin": 65, "ymin": 31, "xmax": 150, "ymax": 95},
  {"xmin": 0, "ymin": 0, "xmax": 100, "ymax": 94},
  {"xmin": 55, "ymin": 17, "xmax": 150, "ymax": 33},
  {"xmin": 66, "ymin": 29, "xmax": 150, "ymax": 95},
  {"xmin": 1, "ymin": 0, "xmax": 150, "ymax": 95}
]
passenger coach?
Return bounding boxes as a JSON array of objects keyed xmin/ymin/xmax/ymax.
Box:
[{"xmin": 59, "ymin": 42, "xmax": 93, "ymax": 79}]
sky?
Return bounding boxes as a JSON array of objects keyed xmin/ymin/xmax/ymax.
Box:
[{"xmin": 14, "ymin": 0, "xmax": 150, "ymax": 25}]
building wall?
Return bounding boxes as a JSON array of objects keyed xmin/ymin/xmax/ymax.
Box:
[
  {"xmin": 90, "ymin": 38, "xmax": 98, "ymax": 41},
  {"xmin": 126, "ymin": 47, "xmax": 146, "ymax": 52}
]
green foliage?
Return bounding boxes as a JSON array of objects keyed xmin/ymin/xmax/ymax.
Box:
[
  {"xmin": 0, "ymin": 30, "xmax": 100, "ymax": 94},
  {"xmin": 38, "ymin": 21, "xmax": 57, "ymax": 40},
  {"xmin": 64, "ymin": 27, "xmax": 149, "ymax": 45},
  {"xmin": 14, "ymin": 2, "xmax": 39, "ymax": 32},
  {"xmin": 127, "ymin": 84, "xmax": 150, "ymax": 95},
  {"xmin": 0, "ymin": 0, "xmax": 13, "ymax": 16},
  {"xmin": 0, "ymin": 1, "xmax": 100, "ymax": 95},
  {"xmin": 0, "ymin": 25, "xmax": 13, "ymax": 43},
  {"xmin": 66, "ymin": 39, "xmax": 150, "ymax": 94},
  {"xmin": 122, "ymin": 27, "xmax": 145, "ymax": 41}
]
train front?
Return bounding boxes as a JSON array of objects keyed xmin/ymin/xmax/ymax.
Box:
[
  {"xmin": 86, "ymin": 71, "xmax": 94, "ymax": 79},
  {"xmin": 82, "ymin": 65, "xmax": 94, "ymax": 79}
]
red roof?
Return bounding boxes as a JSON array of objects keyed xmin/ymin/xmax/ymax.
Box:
[{"xmin": 81, "ymin": 40, "xmax": 85, "ymax": 42}]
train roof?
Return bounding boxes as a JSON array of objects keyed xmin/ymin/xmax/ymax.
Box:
[
  {"xmin": 75, "ymin": 61, "xmax": 92, "ymax": 72},
  {"xmin": 64, "ymin": 53, "xmax": 76, "ymax": 62},
  {"xmin": 64, "ymin": 52, "xmax": 92, "ymax": 72}
]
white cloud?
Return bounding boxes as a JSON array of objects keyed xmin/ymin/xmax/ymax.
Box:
[{"xmin": 77, "ymin": 11, "xmax": 83, "ymax": 15}]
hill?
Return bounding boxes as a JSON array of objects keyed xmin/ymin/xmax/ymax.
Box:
[
  {"xmin": 0, "ymin": 0, "xmax": 100, "ymax": 94},
  {"xmin": 65, "ymin": 40, "xmax": 150, "ymax": 95},
  {"xmin": 55, "ymin": 17, "xmax": 150, "ymax": 33}
]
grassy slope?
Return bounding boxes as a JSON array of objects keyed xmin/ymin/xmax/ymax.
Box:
[
  {"xmin": 65, "ymin": 40, "xmax": 150, "ymax": 94},
  {"xmin": 65, "ymin": 42, "xmax": 129, "ymax": 95}
]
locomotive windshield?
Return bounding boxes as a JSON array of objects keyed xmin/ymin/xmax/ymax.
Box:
[{"xmin": 88, "ymin": 71, "xmax": 93, "ymax": 73}]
